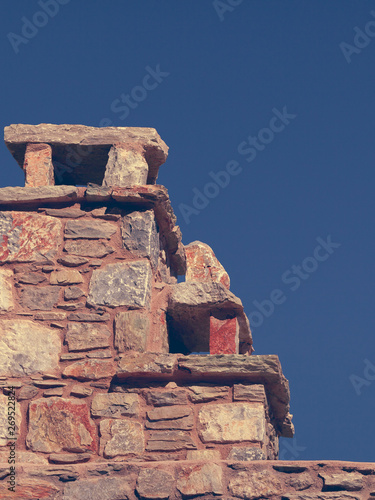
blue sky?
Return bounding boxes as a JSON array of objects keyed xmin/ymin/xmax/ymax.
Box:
[{"xmin": 1, "ymin": 0, "xmax": 374, "ymax": 461}]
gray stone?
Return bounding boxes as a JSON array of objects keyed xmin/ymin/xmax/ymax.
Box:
[
  {"xmin": 63, "ymin": 477, "xmax": 132, "ymax": 500},
  {"xmin": 287, "ymin": 473, "xmax": 315, "ymax": 491},
  {"xmin": 100, "ymin": 419, "xmax": 144, "ymax": 458},
  {"xmin": 233, "ymin": 383, "xmax": 266, "ymax": 403},
  {"xmin": 177, "ymin": 463, "xmax": 223, "ymax": 497},
  {"xmin": 188, "ymin": 385, "xmax": 229, "ymax": 403},
  {"xmin": 17, "ymin": 271, "xmax": 46, "ymax": 284},
  {"xmin": 20, "ymin": 286, "xmax": 61, "ymax": 310},
  {"xmin": 17, "ymin": 384, "xmax": 39, "ymax": 401},
  {"xmin": 85, "ymin": 184, "xmax": 112, "ymax": 202},
  {"xmin": 91, "ymin": 393, "xmax": 139, "ymax": 418},
  {"xmin": 121, "ymin": 210, "xmax": 159, "ymax": 268},
  {"xmin": 87, "ymin": 260, "xmax": 152, "ymax": 308},
  {"xmin": 43, "ymin": 387, "xmax": 64, "ymax": 397},
  {"xmin": 0, "ymin": 320, "xmax": 61, "ymax": 377},
  {"xmin": 198, "ymin": 403, "xmax": 265, "ymax": 444},
  {"xmin": 39, "ymin": 207, "xmax": 85, "ymax": 218},
  {"xmin": 145, "ymin": 389, "xmax": 188, "ymax": 406},
  {"xmin": 64, "ymin": 239, "xmax": 114, "ymax": 258},
  {"xmin": 50, "ymin": 269, "xmax": 83, "ymax": 285},
  {"xmin": 229, "ymin": 470, "xmax": 283, "ymax": 499},
  {"xmin": 0, "ymin": 269, "xmax": 14, "ymax": 312},
  {"xmin": 65, "ymin": 219, "xmax": 117, "ymax": 239},
  {"xmin": 58, "ymin": 302, "xmax": 84, "ymax": 311},
  {"xmin": 33, "ymin": 380, "xmax": 67, "ymax": 388},
  {"xmin": 0, "ymin": 185, "xmax": 78, "ymax": 205},
  {"xmin": 58, "ymin": 255, "xmax": 89, "ymax": 267},
  {"xmin": 70, "ymin": 385, "xmax": 93, "ymax": 397},
  {"xmin": 115, "ymin": 311, "xmax": 150, "ymax": 352},
  {"xmin": 146, "ymin": 431, "xmax": 196, "ymax": 452},
  {"xmin": 136, "ymin": 468, "xmax": 174, "ymax": 499},
  {"xmin": 228, "ymin": 447, "xmax": 266, "ymax": 461},
  {"xmin": 49, "ymin": 453, "xmax": 92, "ymax": 464},
  {"xmin": 117, "ymin": 353, "xmax": 177, "ymax": 378},
  {"xmin": 103, "ymin": 144, "xmax": 149, "ymax": 186},
  {"xmin": 66, "ymin": 323, "xmax": 111, "ymax": 351},
  {"xmin": 64, "ymin": 286, "xmax": 85, "ymax": 300},
  {"xmin": 319, "ymin": 471, "xmax": 364, "ymax": 491},
  {"xmin": 68, "ymin": 312, "xmax": 110, "ymax": 322},
  {"xmin": 146, "ymin": 406, "xmax": 193, "ymax": 430}
]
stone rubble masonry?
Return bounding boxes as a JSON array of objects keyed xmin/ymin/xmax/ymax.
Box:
[{"xmin": 23, "ymin": 143, "xmax": 55, "ymax": 187}]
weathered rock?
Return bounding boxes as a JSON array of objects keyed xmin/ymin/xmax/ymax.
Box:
[
  {"xmin": 228, "ymin": 447, "xmax": 266, "ymax": 461},
  {"xmin": 319, "ymin": 471, "xmax": 364, "ymax": 491},
  {"xmin": 103, "ymin": 144, "xmax": 149, "ymax": 186},
  {"xmin": 85, "ymin": 184, "xmax": 112, "ymax": 202},
  {"xmin": 60, "ymin": 353, "xmax": 85, "ymax": 361},
  {"xmin": 0, "ymin": 320, "xmax": 60, "ymax": 377},
  {"xmin": 121, "ymin": 210, "xmax": 159, "ymax": 268},
  {"xmin": 91, "ymin": 393, "xmax": 139, "ymax": 418},
  {"xmin": 136, "ymin": 468, "xmax": 174, "ymax": 500},
  {"xmin": 68, "ymin": 312, "xmax": 110, "ymax": 322},
  {"xmin": 64, "ymin": 239, "xmax": 114, "ymax": 258},
  {"xmin": 177, "ymin": 463, "xmax": 223, "ymax": 497},
  {"xmin": 0, "ymin": 394, "xmax": 21, "ymax": 445},
  {"xmin": 117, "ymin": 353, "xmax": 177, "ymax": 378},
  {"xmin": 26, "ymin": 397, "xmax": 96, "ymax": 453},
  {"xmin": 70, "ymin": 385, "xmax": 93, "ymax": 398},
  {"xmin": 57, "ymin": 302, "xmax": 84, "ymax": 311},
  {"xmin": 63, "ymin": 359, "xmax": 116, "ymax": 380},
  {"xmin": 0, "ymin": 481, "xmax": 59, "ymax": 500},
  {"xmin": 49, "ymin": 452, "xmax": 92, "ymax": 464},
  {"xmin": 185, "ymin": 240, "xmax": 230, "ymax": 289},
  {"xmin": 100, "ymin": 419, "xmax": 144, "ymax": 458},
  {"xmin": 23, "ymin": 143, "xmax": 54, "ymax": 187},
  {"xmin": 145, "ymin": 389, "xmax": 188, "ymax": 406},
  {"xmin": 146, "ymin": 431, "xmax": 196, "ymax": 452},
  {"xmin": 186, "ymin": 449, "xmax": 222, "ymax": 460},
  {"xmin": 58, "ymin": 255, "xmax": 89, "ymax": 267},
  {"xmin": 233, "ymin": 383, "xmax": 267, "ymax": 403},
  {"xmin": 64, "ymin": 219, "xmax": 117, "ymax": 239},
  {"xmin": 229, "ymin": 469, "xmax": 283, "ymax": 499},
  {"xmin": 198, "ymin": 403, "xmax": 265, "ymax": 443},
  {"xmin": 33, "ymin": 380, "xmax": 67, "ymax": 388},
  {"xmin": 17, "ymin": 271, "xmax": 46, "ymax": 284},
  {"xmin": 20, "ymin": 286, "xmax": 61, "ymax": 310},
  {"xmin": 115, "ymin": 311, "xmax": 150, "ymax": 353},
  {"xmin": 39, "ymin": 207, "xmax": 85, "ymax": 218},
  {"xmin": 287, "ymin": 473, "xmax": 315, "ymax": 491},
  {"xmin": 0, "ymin": 212, "xmax": 62, "ymax": 262},
  {"xmin": 64, "ymin": 286, "xmax": 85, "ymax": 300},
  {"xmin": 43, "ymin": 387, "xmax": 64, "ymax": 397},
  {"xmin": 17, "ymin": 384, "xmax": 39, "ymax": 401},
  {"xmin": 188, "ymin": 385, "xmax": 229, "ymax": 403},
  {"xmin": 88, "ymin": 260, "xmax": 152, "ymax": 308},
  {"xmin": 87, "ymin": 350, "xmax": 112, "ymax": 358},
  {"xmin": 210, "ymin": 316, "xmax": 239, "ymax": 354},
  {"xmin": 65, "ymin": 323, "xmax": 111, "ymax": 351},
  {"xmin": 62, "ymin": 477, "xmax": 132, "ymax": 500},
  {"xmin": 50, "ymin": 269, "xmax": 83, "ymax": 285},
  {"xmin": 0, "ymin": 269, "xmax": 13, "ymax": 312},
  {"xmin": 0, "ymin": 186, "xmax": 78, "ymax": 206},
  {"xmin": 146, "ymin": 406, "xmax": 193, "ymax": 430}
]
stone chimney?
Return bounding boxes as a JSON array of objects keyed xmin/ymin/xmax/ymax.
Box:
[{"xmin": 0, "ymin": 124, "xmax": 369, "ymax": 499}]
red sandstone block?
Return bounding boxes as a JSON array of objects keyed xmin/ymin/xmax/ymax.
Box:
[
  {"xmin": 23, "ymin": 143, "xmax": 54, "ymax": 187},
  {"xmin": 209, "ymin": 316, "xmax": 239, "ymax": 355}
]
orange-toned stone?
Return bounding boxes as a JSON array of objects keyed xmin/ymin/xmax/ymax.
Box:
[
  {"xmin": 23, "ymin": 143, "xmax": 54, "ymax": 187},
  {"xmin": 210, "ymin": 316, "xmax": 239, "ymax": 354},
  {"xmin": 62, "ymin": 359, "xmax": 116, "ymax": 380},
  {"xmin": 185, "ymin": 241, "xmax": 230, "ymax": 289},
  {"xmin": 0, "ymin": 482, "xmax": 59, "ymax": 500}
]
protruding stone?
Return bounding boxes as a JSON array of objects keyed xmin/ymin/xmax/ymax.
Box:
[
  {"xmin": 0, "ymin": 394, "xmax": 21, "ymax": 445},
  {"xmin": 198, "ymin": 403, "xmax": 265, "ymax": 443},
  {"xmin": 39, "ymin": 207, "xmax": 85, "ymax": 218},
  {"xmin": 146, "ymin": 406, "xmax": 193, "ymax": 430},
  {"xmin": 287, "ymin": 473, "xmax": 315, "ymax": 491},
  {"xmin": 185, "ymin": 240, "xmax": 230, "ymax": 289},
  {"xmin": 0, "ymin": 269, "xmax": 14, "ymax": 313},
  {"xmin": 62, "ymin": 477, "xmax": 132, "ymax": 500},
  {"xmin": 210, "ymin": 316, "xmax": 239, "ymax": 354},
  {"xmin": 65, "ymin": 323, "xmax": 111, "ymax": 351},
  {"xmin": 319, "ymin": 471, "xmax": 364, "ymax": 491},
  {"xmin": 0, "ymin": 212, "xmax": 62, "ymax": 262},
  {"xmin": 228, "ymin": 447, "xmax": 266, "ymax": 461},
  {"xmin": 64, "ymin": 239, "xmax": 114, "ymax": 258},
  {"xmin": 186, "ymin": 449, "xmax": 222, "ymax": 460},
  {"xmin": 67, "ymin": 312, "xmax": 110, "ymax": 322},
  {"xmin": 0, "ymin": 320, "xmax": 60, "ymax": 377},
  {"xmin": 26, "ymin": 397, "xmax": 96, "ymax": 453},
  {"xmin": 121, "ymin": 210, "xmax": 159, "ymax": 268},
  {"xmin": 64, "ymin": 219, "xmax": 117, "ymax": 239},
  {"xmin": 100, "ymin": 419, "xmax": 144, "ymax": 458},
  {"xmin": 177, "ymin": 463, "xmax": 223, "ymax": 497},
  {"xmin": 117, "ymin": 353, "xmax": 177, "ymax": 378},
  {"xmin": 136, "ymin": 468, "xmax": 175, "ymax": 499},
  {"xmin": 20, "ymin": 286, "xmax": 61, "ymax": 310},
  {"xmin": 146, "ymin": 431, "xmax": 196, "ymax": 452},
  {"xmin": 103, "ymin": 144, "xmax": 149, "ymax": 186},
  {"xmin": 115, "ymin": 311, "xmax": 150, "ymax": 353},
  {"xmin": 70, "ymin": 385, "xmax": 93, "ymax": 398},
  {"xmin": 233, "ymin": 383, "xmax": 266, "ymax": 403},
  {"xmin": 188, "ymin": 385, "xmax": 229, "ymax": 403},
  {"xmin": 228, "ymin": 469, "xmax": 283, "ymax": 499},
  {"xmin": 49, "ymin": 453, "xmax": 92, "ymax": 464},
  {"xmin": 63, "ymin": 359, "xmax": 116, "ymax": 380},
  {"xmin": 50, "ymin": 270, "xmax": 83, "ymax": 285},
  {"xmin": 23, "ymin": 143, "xmax": 54, "ymax": 187},
  {"xmin": 145, "ymin": 389, "xmax": 188, "ymax": 406},
  {"xmin": 91, "ymin": 393, "xmax": 139, "ymax": 418},
  {"xmin": 88, "ymin": 260, "xmax": 152, "ymax": 308},
  {"xmin": 58, "ymin": 255, "xmax": 89, "ymax": 267}
]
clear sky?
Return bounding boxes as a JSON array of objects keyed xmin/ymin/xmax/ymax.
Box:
[{"xmin": 1, "ymin": 0, "xmax": 374, "ymax": 462}]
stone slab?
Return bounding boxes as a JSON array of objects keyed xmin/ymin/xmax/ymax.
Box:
[
  {"xmin": 136, "ymin": 468, "xmax": 174, "ymax": 500},
  {"xmin": 188, "ymin": 384, "xmax": 229, "ymax": 403},
  {"xmin": 62, "ymin": 477, "xmax": 132, "ymax": 500},
  {"xmin": 0, "ymin": 186, "xmax": 78, "ymax": 206},
  {"xmin": 64, "ymin": 239, "xmax": 114, "ymax": 258},
  {"xmin": 65, "ymin": 323, "xmax": 111, "ymax": 351},
  {"xmin": 64, "ymin": 219, "xmax": 117, "ymax": 239},
  {"xmin": 177, "ymin": 463, "xmax": 223, "ymax": 497},
  {"xmin": 228, "ymin": 469, "xmax": 283, "ymax": 499},
  {"xmin": 115, "ymin": 311, "xmax": 150, "ymax": 353},
  {"xmin": 146, "ymin": 431, "xmax": 197, "ymax": 452},
  {"xmin": 121, "ymin": 210, "xmax": 159, "ymax": 268},
  {"xmin": 117, "ymin": 353, "xmax": 177, "ymax": 378},
  {"xmin": 20, "ymin": 286, "xmax": 61, "ymax": 310},
  {"xmin": 62, "ymin": 359, "xmax": 116, "ymax": 380},
  {"xmin": 91, "ymin": 393, "xmax": 139, "ymax": 418},
  {"xmin": 100, "ymin": 419, "xmax": 144, "ymax": 458}
]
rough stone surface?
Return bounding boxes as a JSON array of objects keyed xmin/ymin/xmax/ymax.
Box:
[
  {"xmin": 188, "ymin": 385, "xmax": 229, "ymax": 403},
  {"xmin": 103, "ymin": 144, "xmax": 149, "ymax": 186},
  {"xmin": 282, "ymin": 495, "xmax": 360, "ymax": 500},
  {"xmin": 177, "ymin": 463, "xmax": 223, "ymax": 497},
  {"xmin": 49, "ymin": 452, "xmax": 92, "ymax": 464},
  {"xmin": 17, "ymin": 271, "xmax": 46, "ymax": 284},
  {"xmin": 117, "ymin": 353, "xmax": 177, "ymax": 378},
  {"xmin": 319, "ymin": 471, "xmax": 364, "ymax": 491},
  {"xmin": 229, "ymin": 469, "xmax": 283, "ymax": 499},
  {"xmin": 65, "ymin": 323, "xmax": 111, "ymax": 351},
  {"xmin": 43, "ymin": 387, "xmax": 64, "ymax": 397},
  {"xmin": 26, "ymin": 397, "xmax": 96, "ymax": 453},
  {"xmin": 115, "ymin": 311, "xmax": 150, "ymax": 353},
  {"xmin": 70, "ymin": 385, "xmax": 93, "ymax": 398},
  {"xmin": 88, "ymin": 261, "xmax": 152, "ymax": 308},
  {"xmin": 146, "ymin": 431, "xmax": 197, "ymax": 452},
  {"xmin": 50, "ymin": 269, "xmax": 83, "ymax": 285},
  {"xmin": 121, "ymin": 210, "xmax": 159, "ymax": 268},
  {"xmin": 64, "ymin": 219, "xmax": 116, "ymax": 239},
  {"xmin": 100, "ymin": 419, "xmax": 144, "ymax": 458},
  {"xmin": 91, "ymin": 393, "xmax": 139, "ymax": 418},
  {"xmin": 228, "ymin": 447, "xmax": 266, "ymax": 461},
  {"xmin": 233, "ymin": 383, "xmax": 267, "ymax": 403},
  {"xmin": 0, "ymin": 269, "xmax": 14, "ymax": 312},
  {"xmin": 287, "ymin": 473, "xmax": 315, "ymax": 491},
  {"xmin": 145, "ymin": 389, "xmax": 188, "ymax": 406},
  {"xmin": 136, "ymin": 468, "xmax": 175, "ymax": 499},
  {"xmin": 0, "ymin": 394, "xmax": 21, "ymax": 445},
  {"xmin": 0, "ymin": 320, "xmax": 60, "ymax": 377},
  {"xmin": 62, "ymin": 477, "xmax": 132, "ymax": 500},
  {"xmin": 198, "ymin": 403, "xmax": 265, "ymax": 443},
  {"xmin": 20, "ymin": 286, "xmax": 61, "ymax": 310},
  {"xmin": 68, "ymin": 312, "xmax": 110, "ymax": 322},
  {"xmin": 23, "ymin": 143, "xmax": 54, "ymax": 187},
  {"xmin": 210, "ymin": 316, "xmax": 239, "ymax": 354},
  {"xmin": 0, "ymin": 481, "xmax": 59, "ymax": 500},
  {"xmin": 64, "ymin": 286, "xmax": 85, "ymax": 300},
  {"xmin": 64, "ymin": 239, "xmax": 114, "ymax": 258},
  {"xmin": 58, "ymin": 255, "xmax": 89, "ymax": 267},
  {"xmin": 39, "ymin": 207, "xmax": 85, "ymax": 218},
  {"xmin": 185, "ymin": 240, "xmax": 230, "ymax": 289},
  {"xmin": 0, "ymin": 212, "xmax": 62, "ymax": 262},
  {"xmin": 186, "ymin": 449, "xmax": 222, "ymax": 460},
  {"xmin": 17, "ymin": 384, "xmax": 39, "ymax": 400},
  {"xmin": 63, "ymin": 359, "xmax": 116, "ymax": 380},
  {"xmin": 146, "ymin": 406, "xmax": 193, "ymax": 430},
  {"xmin": 0, "ymin": 186, "xmax": 78, "ymax": 206}
]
